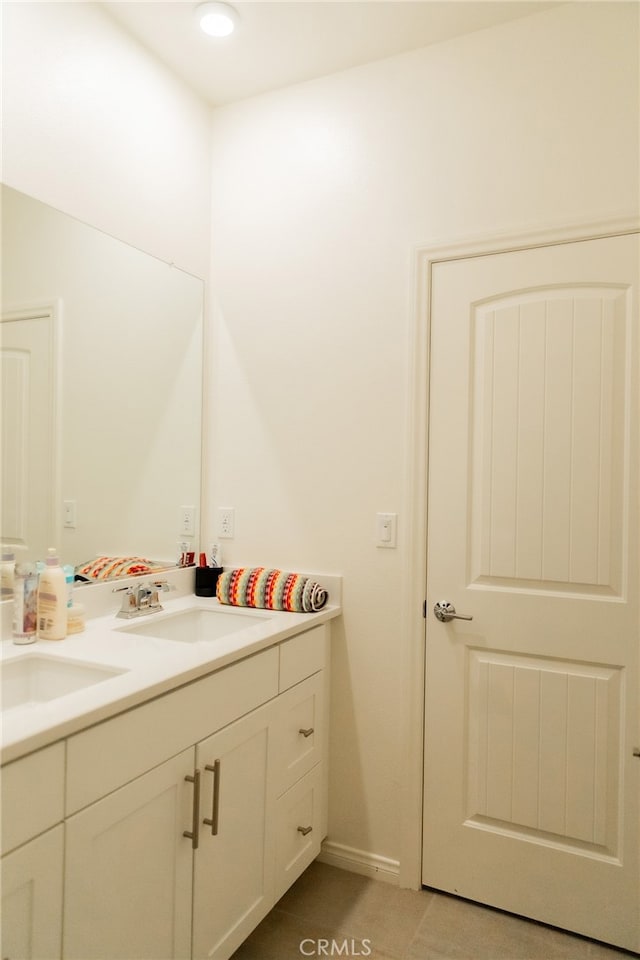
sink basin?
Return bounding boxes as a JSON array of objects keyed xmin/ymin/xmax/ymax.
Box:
[
  {"xmin": 1, "ymin": 655, "xmax": 125, "ymax": 712},
  {"xmin": 119, "ymin": 607, "xmax": 270, "ymax": 643}
]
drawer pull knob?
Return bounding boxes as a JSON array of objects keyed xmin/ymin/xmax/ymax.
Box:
[
  {"xmin": 297, "ymin": 825, "xmax": 313, "ymax": 836},
  {"xmin": 203, "ymin": 761, "xmax": 221, "ymax": 836},
  {"xmin": 299, "ymin": 727, "xmax": 314, "ymax": 738},
  {"xmin": 183, "ymin": 769, "xmax": 201, "ymax": 849}
]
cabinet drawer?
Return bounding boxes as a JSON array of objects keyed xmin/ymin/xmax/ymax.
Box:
[
  {"xmin": 279, "ymin": 625, "xmax": 327, "ymax": 691},
  {"xmin": 275, "ymin": 763, "xmax": 323, "ymax": 901},
  {"xmin": 67, "ymin": 647, "xmax": 278, "ymax": 814},
  {"xmin": 273, "ymin": 673, "xmax": 324, "ymax": 796},
  {"xmin": 1, "ymin": 742, "xmax": 65, "ymax": 855}
]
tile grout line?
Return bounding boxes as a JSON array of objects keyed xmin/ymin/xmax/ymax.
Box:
[
  {"xmin": 401, "ymin": 891, "xmax": 441, "ymax": 960},
  {"xmin": 270, "ymin": 903, "xmax": 374, "ymax": 947},
  {"xmin": 271, "ymin": 891, "xmax": 434, "ymax": 960}
]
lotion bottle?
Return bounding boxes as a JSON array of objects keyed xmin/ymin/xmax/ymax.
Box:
[{"xmin": 37, "ymin": 547, "xmax": 67, "ymax": 640}]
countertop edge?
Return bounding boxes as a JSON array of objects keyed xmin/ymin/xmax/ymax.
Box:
[{"xmin": 1, "ymin": 600, "xmax": 341, "ymax": 766}]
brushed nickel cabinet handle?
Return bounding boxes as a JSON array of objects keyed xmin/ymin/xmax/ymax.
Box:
[
  {"xmin": 299, "ymin": 727, "xmax": 314, "ymax": 738},
  {"xmin": 203, "ymin": 761, "xmax": 221, "ymax": 836},
  {"xmin": 183, "ymin": 769, "xmax": 201, "ymax": 849},
  {"xmin": 297, "ymin": 825, "xmax": 313, "ymax": 836}
]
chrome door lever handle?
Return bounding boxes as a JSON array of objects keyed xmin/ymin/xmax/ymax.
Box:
[{"xmin": 434, "ymin": 601, "xmax": 473, "ymax": 623}]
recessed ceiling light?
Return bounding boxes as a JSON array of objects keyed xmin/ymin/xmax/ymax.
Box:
[{"xmin": 195, "ymin": 2, "xmax": 240, "ymax": 38}]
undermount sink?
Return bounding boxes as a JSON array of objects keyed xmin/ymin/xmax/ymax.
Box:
[
  {"xmin": 1, "ymin": 655, "xmax": 125, "ymax": 712},
  {"xmin": 119, "ymin": 606, "xmax": 270, "ymax": 643}
]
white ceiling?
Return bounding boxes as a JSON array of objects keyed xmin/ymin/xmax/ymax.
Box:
[{"xmin": 102, "ymin": 1, "xmax": 557, "ymax": 107}]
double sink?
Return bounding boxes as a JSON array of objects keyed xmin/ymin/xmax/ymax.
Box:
[{"xmin": 2, "ymin": 605, "xmax": 269, "ymax": 713}]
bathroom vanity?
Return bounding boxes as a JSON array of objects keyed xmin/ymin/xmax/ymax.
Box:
[{"xmin": 0, "ymin": 589, "xmax": 340, "ymax": 959}]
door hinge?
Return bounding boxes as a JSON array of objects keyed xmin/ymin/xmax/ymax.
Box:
[{"xmin": 422, "ymin": 600, "xmax": 427, "ymax": 619}]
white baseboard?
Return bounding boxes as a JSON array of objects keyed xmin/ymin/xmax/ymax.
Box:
[{"xmin": 318, "ymin": 840, "xmax": 400, "ymax": 886}]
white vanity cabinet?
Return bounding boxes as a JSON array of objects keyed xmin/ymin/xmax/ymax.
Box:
[
  {"xmin": 54, "ymin": 621, "xmax": 330, "ymax": 960},
  {"xmin": 0, "ymin": 743, "xmax": 66, "ymax": 960}
]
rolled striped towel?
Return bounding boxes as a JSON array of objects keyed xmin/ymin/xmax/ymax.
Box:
[
  {"xmin": 75, "ymin": 556, "xmax": 165, "ymax": 581},
  {"xmin": 216, "ymin": 568, "xmax": 328, "ymax": 613}
]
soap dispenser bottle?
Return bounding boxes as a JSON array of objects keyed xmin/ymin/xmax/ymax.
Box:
[{"xmin": 37, "ymin": 547, "xmax": 67, "ymax": 640}]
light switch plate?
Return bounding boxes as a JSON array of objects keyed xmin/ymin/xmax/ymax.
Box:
[
  {"xmin": 63, "ymin": 499, "xmax": 77, "ymax": 529},
  {"xmin": 376, "ymin": 512, "xmax": 397, "ymax": 548}
]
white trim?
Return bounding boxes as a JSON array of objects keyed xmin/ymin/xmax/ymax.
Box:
[
  {"xmin": 397, "ymin": 239, "xmax": 430, "ymax": 890},
  {"xmin": 400, "ymin": 214, "xmax": 640, "ymax": 892},
  {"xmin": 1, "ymin": 299, "xmax": 63, "ymax": 554},
  {"xmin": 318, "ymin": 841, "xmax": 399, "ymax": 885},
  {"xmin": 414, "ymin": 214, "xmax": 640, "ymax": 266}
]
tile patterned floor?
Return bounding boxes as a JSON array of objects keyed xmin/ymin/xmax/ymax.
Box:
[{"xmin": 231, "ymin": 861, "xmax": 636, "ymax": 960}]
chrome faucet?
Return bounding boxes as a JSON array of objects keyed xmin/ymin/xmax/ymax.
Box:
[{"xmin": 114, "ymin": 580, "xmax": 174, "ymax": 619}]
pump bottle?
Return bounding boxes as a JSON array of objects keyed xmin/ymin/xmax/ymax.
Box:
[{"xmin": 37, "ymin": 547, "xmax": 67, "ymax": 640}]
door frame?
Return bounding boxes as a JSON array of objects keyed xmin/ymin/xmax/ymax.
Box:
[
  {"xmin": 398, "ymin": 213, "xmax": 640, "ymax": 890},
  {"xmin": 0, "ymin": 300, "xmax": 62, "ymax": 556}
]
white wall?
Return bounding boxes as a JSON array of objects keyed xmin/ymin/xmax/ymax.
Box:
[
  {"xmin": 206, "ymin": 2, "xmax": 639, "ymax": 871},
  {"xmin": 1, "ymin": 1, "xmax": 212, "ymax": 278}
]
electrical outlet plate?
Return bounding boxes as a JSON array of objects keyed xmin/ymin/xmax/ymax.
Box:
[
  {"xmin": 218, "ymin": 507, "xmax": 235, "ymax": 539},
  {"xmin": 179, "ymin": 505, "xmax": 196, "ymax": 537}
]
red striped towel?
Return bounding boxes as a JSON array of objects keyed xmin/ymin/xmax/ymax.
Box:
[{"xmin": 216, "ymin": 568, "xmax": 328, "ymax": 613}]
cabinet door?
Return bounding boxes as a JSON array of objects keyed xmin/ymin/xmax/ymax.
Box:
[
  {"xmin": 192, "ymin": 701, "xmax": 276, "ymax": 960},
  {"xmin": 1, "ymin": 825, "xmax": 64, "ymax": 960},
  {"xmin": 64, "ymin": 749, "xmax": 194, "ymax": 960}
]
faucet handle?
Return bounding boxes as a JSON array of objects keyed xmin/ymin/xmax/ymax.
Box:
[
  {"xmin": 113, "ymin": 584, "xmax": 137, "ymax": 618},
  {"xmin": 145, "ymin": 579, "xmax": 175, "ymax": 612},
  {"xmin": 151, "ymin": 580, "xmax": 175, "ymax": 593}
]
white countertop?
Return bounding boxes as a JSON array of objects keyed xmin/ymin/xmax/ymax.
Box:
[{"xmin": 1, "ymin": 588, "xmax": 341, "ymax": 765}]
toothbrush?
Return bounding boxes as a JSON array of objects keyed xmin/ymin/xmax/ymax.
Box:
[{"xmin": 210, "ymin": 544, "xmax": 221, "ymax": 567}]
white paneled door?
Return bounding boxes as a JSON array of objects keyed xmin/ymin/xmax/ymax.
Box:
[
  {"xmin": 422, "ymin": 233, "xmax": 639, "ymax": 951},
  {"xmin": 1, "ymin": 309, "xmax": 57, "ymax": 560}
]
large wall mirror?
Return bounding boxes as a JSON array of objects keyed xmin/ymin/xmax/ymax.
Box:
[{"xmin": 1, "ymin": 185, "xmax": 203, "ymax": 576}]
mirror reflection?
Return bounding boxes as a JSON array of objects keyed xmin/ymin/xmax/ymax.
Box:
[{"xmin": 1, "ymin": 185, "xmax": 203, "ymax": 576}]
